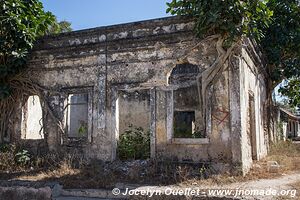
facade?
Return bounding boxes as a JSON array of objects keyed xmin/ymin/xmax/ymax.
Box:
[
  {"xmin": 10, "ymin": 16, "xmax": 269, "ymax": 174},
  {"xmin": 278, "ymin": 108, "xmax": 300, "ymax": 140}
]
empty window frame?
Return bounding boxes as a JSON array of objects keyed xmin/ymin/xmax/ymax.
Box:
[
  {"xmin": 167, "ymin": 63, "xmax": 207, "ymax": 142},
  {"xmin": 21, "ymin": 95, "xmax": 44, "ymax": 139},
  {"xmin": 65, "ymin": 93, "xmax": 89, "ymax": 138},
  {"xmin": 173, "ymin": 111, "xmax": 196, "ymax": 138},
  {"xmin": 172, "ymin": 86, "xmax": 205, "ymax": 139}
]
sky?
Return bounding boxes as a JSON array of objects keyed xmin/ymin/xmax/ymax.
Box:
[{"xmin": 40, "ymin": 0, "xmax": 171, "ymax": 31}]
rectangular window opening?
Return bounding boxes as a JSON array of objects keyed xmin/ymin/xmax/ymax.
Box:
[
  {"xmin": 116, "ymin": 89, "xmax": 151, "ymax": 160},
  {"xmin": 21, "ymin": 95, "xmax": 44, "ymax": 140},
  {"xmin": 66, "ymin": 93, "xmax": 89, "ymax": 138},
  {"xmin": 173, "ymin": 111, "xmax": 196, "ymax": 138},
  {"xmin": 171, "ymin": 86, "xmax": 206, "ymax": 139}
]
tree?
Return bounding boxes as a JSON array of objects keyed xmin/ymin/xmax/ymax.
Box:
[
  {"xmin": 0, "ymin": 0, "xmax": 58, "ymax": 141},
  {"xmin": 46, "ymin": 17, "xmax": 72, "ymax": 34},
  {"xmin": 279, "ymin": 78, "xmax": 300, "ymax": 107},
  {"xmin": 167, "ymin": 0, "xmax": 300, "ymax": 107},
  {"xmin": 0, "ymin": 0, "xmax": 72, "ymax": 99},
  {"xmin": 262, "ymin": 0, "xmax": 300, "ymax": 107},
  {"xmin": 0, "ymin": 0, "xmax": 55, "ymax": 98}
]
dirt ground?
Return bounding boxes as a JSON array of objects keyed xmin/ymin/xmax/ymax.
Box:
[{"xmin": 0, "ymin": 141, "xmax": 299, "ymax": 199}]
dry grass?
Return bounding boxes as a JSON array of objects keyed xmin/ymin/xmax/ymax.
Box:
[
  {"xmin": 13, "ymin": 159, "xmax": 151, "ymax": 189},
  {"xmin": 267, "ymin": 140, "xmax": 300, "ymax": 172},
  {"xmin": 2, "ymin": 141, "xmax": 300, "ymax": 190},
  {"xmin": 181, "ymin": 140, "xmax": 300, "ymax": 187},
  {"xmin": 17, "ymin": 158, "xmax": 81, "ymax": 181}
]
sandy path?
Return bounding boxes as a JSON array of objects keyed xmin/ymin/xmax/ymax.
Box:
[{"xmin": 131, "ymin": 172, "xmax": 300, "ymax": 199}]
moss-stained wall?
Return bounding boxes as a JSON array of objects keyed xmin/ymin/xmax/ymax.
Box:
[
  {"xmin": 238, "ymin": 43, "xmax": 268, "ymax": 174},
  {"xmin": 20, "ymin": 16, "xmax": 269, "ymax": 173},
  {"xmin": 118, "ymin": 90, "xmax": 150, "ymax": 135}
]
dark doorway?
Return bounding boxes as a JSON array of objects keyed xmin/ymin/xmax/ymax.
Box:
[{"xmin": 249, "ymin": 93, "xmax": 257, "ymax": 160}]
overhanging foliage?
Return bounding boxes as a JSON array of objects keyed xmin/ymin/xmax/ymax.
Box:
[
  {"xmin": 0, "ymin": 0, "xmax": 54, "ymax": 98},
  {"xmin": 167, "ymin": 0, "xmax": 300, "ymax": 107},
  {"xmin": 0, "ymin": 0, "xmax": 71, "ymax": 141}
]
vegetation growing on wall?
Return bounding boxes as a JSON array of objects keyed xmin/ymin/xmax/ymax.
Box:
[
  {"xmin": 167, "ymin": 0, "xmax": 300, "ymax": 107},
  {"xmin": 0, "ymin": 0, "xmax": 53, "ymax": 97},
  {"xmin": 0, "ymin": 0, "xmax": 72, "ymax": 141},
  {"xmin": 46, "ymin": 17, "xmax": 72, "ymax": 35}
]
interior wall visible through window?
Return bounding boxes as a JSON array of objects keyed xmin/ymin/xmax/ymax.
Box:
[
  {"xmin": 168, "ymin": 63, "xmax": 205, "ymax": 139},
  {"xmin": 66, "ymin": 93, "xmax": 89, "ymax": 138},
  {"xmin": 173, "ymin": 85, "xmax": 204, "ymax": 138},
  {"xmin": 21, "ymin": 95, "xmax": 44, "ymax": 139}
]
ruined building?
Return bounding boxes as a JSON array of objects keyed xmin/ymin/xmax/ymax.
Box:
[
  {"xmin": 277, "ymin": 107, "xmax": 300, "ymax": 140},
  {"xmin": 9, "ymin": 17, "xmax": 270, "ymax": 174}
]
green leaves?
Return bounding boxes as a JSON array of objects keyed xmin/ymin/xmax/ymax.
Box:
[
  {"xmin": 117, "ymin": 126, "xmax": 150, "ymax": 160},
  {"xmin": 262, "ymin": 0, "xmax": 300, "ymax": 106},
  {"xmin": 279, "ymin": 78, "xmax": 300, "ymax": 107},
  {"xmin": 15, "ymin": 149, "xmax": 31, "ymax": 166},
  {"xmin": 166, "ymin": 0, "xmax": 272, "ymax": 42},
  {"xmin": 167, "ymin": 0, "xmax": 300, "ymax": 107},
  {"xmin": 0, "ymin": 0, "xmax": 56, "ymax": 99},
  {"xmin": 45, "ymin": 17, "xmax": 72, "ymax": 35}
]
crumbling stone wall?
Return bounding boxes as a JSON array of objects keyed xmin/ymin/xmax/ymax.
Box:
[
  {"xmin": 11, "ymin": 16, "xmax": 269, "ymax": 173},
  {"xmin": 118, "ymin": 90, "xmax": 151, "ymax": 135},
  {"xmin": 238, "ymin": 41, "xmax": 268, "ymax": 174}
]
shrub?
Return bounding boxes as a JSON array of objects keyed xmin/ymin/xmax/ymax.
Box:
[
  {"xmin": 15, "ymin": 149, "xmax": 31, "ymax": 166},
  {"xmin": 0, "ymin": 144, "xmax": 16, "ymax": 170},
  {"xmin": 0, "ymin": 144, "xmax": 31, "ymax": 170},
  {"xmin": 117, "ymin": 125, "xmax": 150, "ymax": 160}
]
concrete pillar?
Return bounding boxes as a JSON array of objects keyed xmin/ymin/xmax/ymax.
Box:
[
  {"xmin": 229, "ymin": 55, "xmax": 243, "ymax": 174},
  {"xmin": 154, "ymin": 90, "xmax": 168, "ymax": 158},
  {"xmin": 110, "ymin": 87, "xmax": 118, "ymax": 161},
  {"xmin": 150, "ymin": 88, "xmax": 156, "ymax": 158}
]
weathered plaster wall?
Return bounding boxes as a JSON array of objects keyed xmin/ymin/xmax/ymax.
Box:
[
  {"xmin": 239, "ymin": 42, "xmax": 268, "ymax": 174},
  {"xmin": 154, "ymin": 66, "xmax": 232, "ymax": 165},
  {"xmin": 209, "ymin": 68, "xmax": 232, "ymax": 162},
  {"xmin": 21, "ymin": 17, "xmax": 269, "ymax": 172},
  {"xmin": 29, "ymin": 16, "xmax": 218, "ymax": 161},
  {"xmin": 118, "ymin": 90, "xmax": 151, "ymax": 135},
  {"xmin": 21, "ymin": 95, "xmax": 44, "ymax": 140}
]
